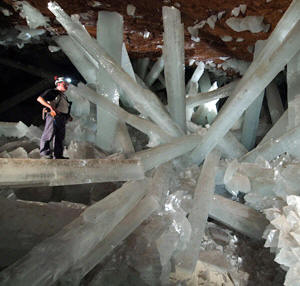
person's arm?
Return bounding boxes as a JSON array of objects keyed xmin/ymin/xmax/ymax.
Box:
[{"xmin": 37, "ymin": 96, "xmax": 57, "ymax": 117}]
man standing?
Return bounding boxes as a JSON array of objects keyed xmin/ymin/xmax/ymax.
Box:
[{"xmin": 37, "ymin": 76, "xmax": 72, "ymax": 159}]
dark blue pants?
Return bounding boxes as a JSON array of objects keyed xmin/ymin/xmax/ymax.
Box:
[{"xmin": 40, "ymin": 113, "xmax": 67, "ymax": 158}]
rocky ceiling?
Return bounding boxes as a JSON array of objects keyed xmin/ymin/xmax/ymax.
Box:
[{"xmin": 2, "ymin": 0, "xmax": 292, "ymax": 63}]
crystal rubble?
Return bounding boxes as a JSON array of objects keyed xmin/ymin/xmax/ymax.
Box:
[
  {"xmin": 144, "ymin": 57, "xmax": 164, "ymax": 87},
  {"xmin": 55, "ymin": 36, "xmax": 97, "ymax": 85},
  {"xmin": 240, "ymin": 124, "xmax": 300, "ymax": 163},
  {"xmin": 287, "ymin": 50, "xmax": 300, "ymax": 130},
  {"xmin": 265, "ymin": 81, "xmax": 284, "ymax": 125},
  {"xmin": 0, "ymin": 198, "xmax": 85, "ymax": 268},
  {"xmin": 96, "ymin": 11, "xmax": 133, "ymax": 153},
  {"xmin": 191, "ymin": 0, "xmax": 300, "ymax": 165},
  {"xmin": 162, "ymin": 6, "xmax": 186, "ymax": 132},
  {"xmin": 71, "ymin": 83, "xmax": 173, "ymax": 146},
  {"xmin": 175, "ymin": 150, "xmax": 220, "ymax": 275},
  {"xmin": 263, "ymin": 195, "xmax": 300, "ymax": 286},
  {"xmin": 48, "ymin": 2, "xmax": 183, "ymax": 138},
  {"xmin": 0, "ymin": 158, "xmax": 144, "ymax": 187},
  {"xmin": 0, "ymin": 179, "xmax": 148, "ymax": 286},
  {"xmin": 241, "ymin": 40, "xmax": 266, "ymax": 150},
  {"xmin": 61, "ymin": 163, "xmax": 173, "ymax": 285}
]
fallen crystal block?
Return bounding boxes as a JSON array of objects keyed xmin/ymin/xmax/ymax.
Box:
[{"xmin": 9, "ymin": 147, "xmax": 28, "ymax": 158}]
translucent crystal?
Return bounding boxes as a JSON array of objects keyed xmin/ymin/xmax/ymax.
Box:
[
  {"xmin": 9, "ymin": 147, "xmax": 28, "ymax": 158},
  {"xmin": 144, "ymin": 57, "xmax": 164, "ymax": 87},
  {"xmin": 18, "ymin": 1, "xmax": 49, "ymax": 29},
  {"xmin": 0, "ymin": 158, "xmax": 144, "ymax": 187},
  {"xmin": 226, "ymin": 16, "xmax": 269, "ymax": 33},
  {"xmin": 162, "ymin": 6, "xmax": 186, "ymax": 132},
  {"xmin": 266, "ymin": 81, "xmax": 284, "ymax": 124},
  {"xmin": 175, "ymin": 150, "xmax": 220, "ymax": 274}
]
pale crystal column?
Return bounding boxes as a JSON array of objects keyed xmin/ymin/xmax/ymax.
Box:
[
  {"xmin": 0, "ymin": 158, "xmax": 144, "ymax": 187},
  {"xmin": 61, "ymin": 163, "xmax": 172, "ymax": 285},
  {"xmin": 144, "ymin": 57, "xmax": 164, "ymax": 87},
  {"xmin": 190, "ymin": 0, "xmax": 300, "ymax": 164},
  {"xmin": 0, "ymin": 180, "xmax": 148, "ymax": 286},
  {"xmin": 55, "ymin": 36, "xmax": 97, "ymax": 84},
  {"xmin": 265, "ymin": 81, "xmax": 284, "ymax": 125},
  {"xmin": 120, "ymin": 43, "xmax": 135, "ymax": 107},
  {"xmin": 186, "ymin": 62, "xmax": 205, "ymax": 121},
  {"xmin": 210, "ymin": 194, "xmax": 268, "ymax": 239},
  {"xmin": 287, "ymin": 50, "xmax": 300, "ymax": 129},
  {"xmin": 135, "ymin": 57, "xmax": 150, "ymax": 80},
  {"xmin": 240, "ymin": 124, "xmax": 300, "ymax": 162},
  {"xmin": 48, "ymin": 2, "xmax": 183, "ymax": 137},
  {"xmin": 176, "ymin": 150, "xmax": 220, "ymax": 274},
  {"xmin": 259, "ymin": 110, "xmax": 288, "ymax": 145},
  {"xmin": 163, "ymin": 6, "xmax": 186, "ymax": 132},
  {"xmin": 71, "ymin": 83, "xmax": 173, "ymax": 145},
  {"xmin": 241, "ymin": 41, "xmax": 266, "ymax": 150},
  {"xmin": 96, "ymin": 11, "xmax": 133, "ymax": 153}
]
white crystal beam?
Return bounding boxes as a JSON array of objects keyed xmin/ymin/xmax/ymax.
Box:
[
  {"xmin": 287, "ymin": 50, "xmax": 300, "ymax": 129},
  {"xmin": 162, "ymin": 6, "xmax": 186, "ymax": 132},
  {"xmin": 55, "ymin": 36, "xmax": 97, "ymax": 84},
  {"xmin": 265, "ymin": 81, "xmax": 284, "ymax": 125},
  {"xmin": 241, "ymin": 41, "xmax": 266, "ymax": 150},
  {"xmin": 61, "ymin": 163, "xmax": 172, "ymax": 285},
  {"xmin": 48, "ymin": 2, "xmax": 183, "ymax": 137},
  {"xmin": 0, "ymin": 180, "xmax": 148, "ymax": 286},
  {"xmin": 72, "ymin": 83, "xmax": 173, "ymax": 145},
  {"xmin": 144, "ymin": 57, "xmax": 164, "ymax": 87},
  {"xmin": 61, "ymin": 193, "xmax": 158, "ymax": 285},
  {"xmin": 210, "ymin": 194, "xmax": 268, "ymax": 239},
  {"xmin": 191, "ymin": 0, "xmax": 300, "ymax": 164},
  {"xmin": 176, "ymin": 150, "xmax": 220, "ymax": 274},
  {"xmin": 95, "ymin": 11, "xmax": 133, "ymax": 153},
  {"xmin": 0, "ymin": 158, "xmax": 144, "ymax": 187},
  {"xmin": 240, "ymin": 124, "xmax": 300, "ymax": 162}
]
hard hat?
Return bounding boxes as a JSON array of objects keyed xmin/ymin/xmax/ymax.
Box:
[{"xmin": 54, "ymin": 76, "xmax": 71, "ymax": 85}]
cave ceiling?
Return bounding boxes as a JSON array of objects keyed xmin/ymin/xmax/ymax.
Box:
[{"xmin": 1, "ymin": 0, "xmax": 292, "ymax": 64}]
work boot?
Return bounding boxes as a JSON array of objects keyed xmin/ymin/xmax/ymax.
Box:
[{"xmin": 54, "ymin": 156, "xmax": 69, "ymax": 159}]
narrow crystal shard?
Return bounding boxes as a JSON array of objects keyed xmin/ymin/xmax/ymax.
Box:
[
  {"xmin": 191, "ymin": 0, "xmax": 300, "ymax": 164},
  {"xmin": 0, "ymin": 158, "xmax": 144, "ymax": 187},
  {"xmin": 241, "ymin": 41, "xmax": 266, "ymax": 150},
  {"xmin": 48, "ymin": 2, "xmax": 183, "ymax": 137},
  {"xmin": 0, "ymin": 180, "xmax": 147, "ymax": 286},
  {"xmin": 96, "ymin": 11, "xmax": 133, "ymax": 153},
  {"xmin": 287, "ymin": 50, "xmax": 300, "ymax": 129},
  {"xmin": 265, "ymin": 81, "xmax": 284, "ymax": 125},
  {"xmin": 144, "ymin": 57, "xmax": 164, "ymax": 87},
  {"xmin": 162, "ymin": 6, "xmax": 186, "ymax": 132},
  {"xmin": 175, "ymin": 150, "xmax": 220, "ymax": 274}
]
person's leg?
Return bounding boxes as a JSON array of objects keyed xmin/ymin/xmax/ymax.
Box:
[
  {"xmin": 40, "ymin": 114, "xmax": 55, "ymax": 157},
  {"xmin": 53, "ymin": 115, "xmax": 66, "ymax": 159}
]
